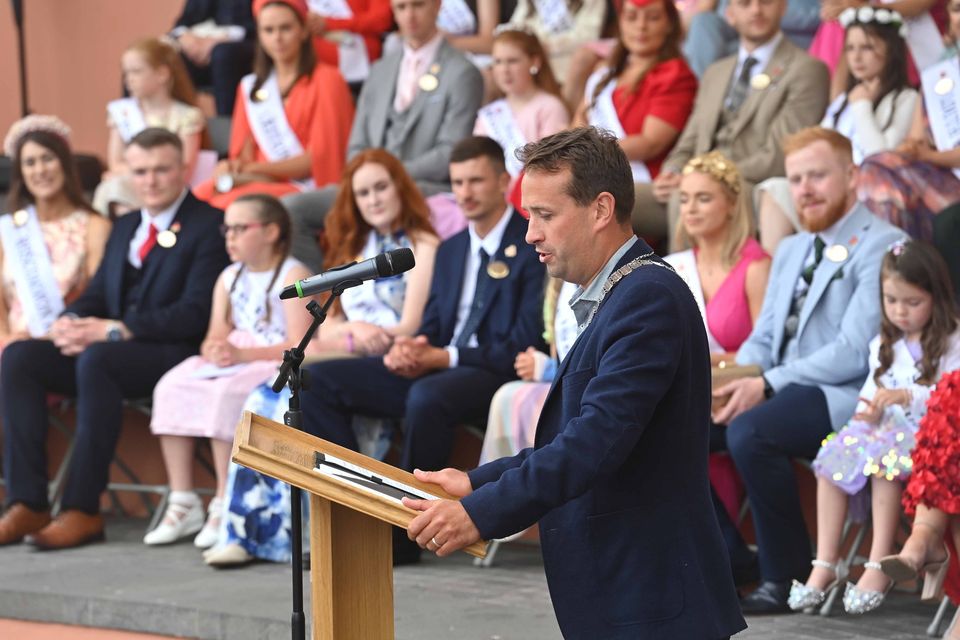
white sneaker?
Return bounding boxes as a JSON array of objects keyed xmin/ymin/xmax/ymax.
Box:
[
  {"xmin": 143, "ymin": 498, "xmax": 204, "ymax": 545},
  {"xmin": 193, "ymin": 497, "xmax": 223, "ymax": 549}
]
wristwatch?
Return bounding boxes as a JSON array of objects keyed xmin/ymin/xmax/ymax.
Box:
[
  {"xmin": 761, "ymin": 375, "xmax": 775, "ymax": 399},
  {"xmin": 216, "ymin": 173, "xmax": 235, "ymax": 193},
  {"xmin": 106, "ymin": 322, "xmax": 124, "ymax": 342}
]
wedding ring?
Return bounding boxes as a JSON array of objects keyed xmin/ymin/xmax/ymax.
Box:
[{"xmin": 431, "ymin": 537, "xmax": 441, "ymax": 547}]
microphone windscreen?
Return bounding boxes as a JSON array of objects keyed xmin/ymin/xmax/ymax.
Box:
[{"xmin": 385, "ymin": 248, "xmax": 416, "ymax": 276}]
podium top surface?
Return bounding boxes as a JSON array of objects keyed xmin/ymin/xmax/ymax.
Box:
[{"xmin": 232, "ymin": 411, "xmax": 488, "ymax": 559}]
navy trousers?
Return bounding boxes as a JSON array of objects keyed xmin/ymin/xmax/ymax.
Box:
[
  {"xmin": 725, "ymin": 383, "xmax": 832, "ymax": 583},
  {"xmin": 180, "ymin": 40, "xmax": 255, "ymax": 116},
  {"xmin": 302, "ymin": 357, "xmax": 510, "ymax": 472},
  {"xmin": 1, "ymin": 339, "xmax": 194, "ymax": 514}
]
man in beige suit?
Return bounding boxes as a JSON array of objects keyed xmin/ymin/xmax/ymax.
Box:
[{"xmin": 638, "ymin": 0, "xmax": 829, "ymax": 248}]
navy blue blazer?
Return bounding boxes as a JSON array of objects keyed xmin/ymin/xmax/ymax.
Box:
[
  {"xmin": 462, "ymin": 239, "xmax": 746, "ymax": 639},
  {"xmin": 418, "ymin": 209, "xmax": 546, "ymax": 376},
  {"xmin": 67, "ymin": 192, "xmax": 229, "ymax": 346},
  {"xmin": 173, "ymin": 0, "xmax": 255, "ymax": 39}
]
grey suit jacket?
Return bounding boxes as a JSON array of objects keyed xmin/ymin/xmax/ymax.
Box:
[
  {"xmin": 347, "ymin": 39, "xmax": 483, "ymax": 191},
  {"xmin": 736, "ymin": 204, "xmax": 907, "ymax": 428},
  {"xmin": 664, "ymin": 36, "xmax": 829, "ymax": 184}
]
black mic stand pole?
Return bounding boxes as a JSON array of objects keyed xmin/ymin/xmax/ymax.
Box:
[
  {"xmin": 11, "ymin": 0, "xmax": 29, "ymax": 117},
  {"xmin": 271, "ymin": 288, "xmax": 345, "ymax": 640}
]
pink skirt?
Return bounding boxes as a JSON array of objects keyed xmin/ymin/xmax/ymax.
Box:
[{"xmin": 150, "ymin": 355, "xmax": 279, "ymax": 442}]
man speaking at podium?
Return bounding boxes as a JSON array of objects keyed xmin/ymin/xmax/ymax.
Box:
[{"xmin": 403, "ymin": 128, "xmax": 746, "ymax": 639}]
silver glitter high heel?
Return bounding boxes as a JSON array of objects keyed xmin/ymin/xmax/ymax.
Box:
[
  {"xmin": 788, "ymin": 559, "xmax": 847, "ymax": 612},
  {"xmin": 842, "ymin": 562, "xmax": 893, "ymax": 614}
]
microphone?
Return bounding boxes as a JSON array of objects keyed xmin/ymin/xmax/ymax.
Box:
[{"xmin": 279, "ymin": 248, "xmax": 415, "ymax": 300}]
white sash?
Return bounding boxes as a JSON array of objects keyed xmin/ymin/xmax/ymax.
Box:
[
  {"xmin": 585, "ymin": 69, "xmax": 652, "ymax": 183},
  {"xmin": 477, "ymin": 99, "xmax": 527, "ymax": 177},
  {"xmin": 532, "ymin": 0, "xmax": 573, "ymax": 34},
  {"xmin": 437, "ymin": 0, "xmax": 477, "ymax": 35},
  {"xmin": 0, "ymin": 207, "xmax": 66, "ymax": 337},
  {"xmin": 240, "ymin": 73, "xmax": 316, "ymax": 191},
  {"xmin": 921, "ymin": 58, "xmax": 960, "ymax": 180},
  {"xmin": 879, "ymin": 0, "xmax": 945, "ymax": 71},
  {"xmin": 107, "ymin": 98, "xmax": 147, "ymax": 143},
  {"xmin": 664, "ymin": 250, "xmax": 725, "ymax": 354},
  {"xmin": 306, "ymin": 0, "xmax": 371, "ymax": 82}
]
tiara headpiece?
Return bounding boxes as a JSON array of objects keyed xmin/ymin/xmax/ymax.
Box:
[
  {"xmin": 3, "ymin": 114, "xmax": 72, "ymax": 157},
  {"xmin": 681, "ymin": 151, "xmax": 742, "ymax": 195},
  {"xmin": 839, "ymin": 6, "xmax": 908, "ymax": 38}
]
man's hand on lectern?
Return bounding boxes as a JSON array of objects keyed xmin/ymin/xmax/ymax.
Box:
[
  {"xmin": 403, "ymin": 496, "xmax": 481, "ymax": 557},
  {"xmin": 412, "ymin": 468, "xmax": 472, "ymax": 497}
]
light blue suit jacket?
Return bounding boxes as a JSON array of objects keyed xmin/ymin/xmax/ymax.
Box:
[{"xmin": 736, "ymin": 203, "xmax": 907, "ymax": 428}]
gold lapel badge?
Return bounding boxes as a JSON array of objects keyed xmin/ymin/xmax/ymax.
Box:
[
  {"xmin": 157, "ymin": 222, "xmax": 180, "ymax": 249},
  {"xmin": 487, "ymin": 260, "xmax": 510, "ymax": 279},
  {"xmin": 504, "ymin": 244, "xmax": 517, "ymax": 258},
  {"xmin": 750, "ymin": 73, "xmax": 771, "ymax": 90},
  {"xmin": 418, "ymin": 73, "xmax": 439, "ymax": 92},
  {"xmin": 825, "ymin": 244, "xmax": 848, "ymax": 263}
]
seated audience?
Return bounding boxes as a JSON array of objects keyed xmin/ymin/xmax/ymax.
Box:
[
  {"xmin": 790, "ymin": 241, "xmax": 960, "ymax": 614},
  {"xmin": 881, "ymin": 369, "xmax": 960, "ymax": 638},
  {"xmin": 756, "ymin": 7, "xmax": 918, "ymax": 253},
  {"xmin": 283, "ymin": 0, "xmax": 483, "ymax": 271},
  {"xmin": 203, "ymin": 148, "xmax": 440, "ymax": 566},
  {"xmin": 194, "ymin": 0, "xmax": 354, "ymax": 210},
  {"xmin": 711, "ymin": 127, "xmax": 906, "ymax": 613},
  {"xmin": 304, "ymin": 0, "xmax": 393, "ymax": 84},
  {"xmin": 437, "ymin": 0, "xmax": 500, "ymax": 59},
  {"xmin": 0, "ymin": 116, "xmax": 111, "ymax": 350},
  {"xmin": 857, "ymin": 6, "xmax": 960, "ymax": 242},
  {"xmin": 168, "ymin": 0, "xmax": 257, "ymax": 116},
  {"xmin": 299, "ymin": 137, "xmax": 545, "ymax": 566},
  {"xmin": 683, "ymin": 0, "xmax": 820, "ymax": 78},
  {"xmin": 142, "ymin": 194, "xmax": 311, "ymax": 548},
  {"xmin": 93, "ymin": 38, "xmax": 206, "ymax": 217},
  {"xmin": 664, "ymin": 151, "xmax": 770, "ymax": 584},
  {"xmin": 479, "ymin": 277, "xmax": 578, "ymax": 464},
  {"xmin": 0, "ymin": 128, "xmax": 229, "ymax": 550},
  {"xmin": 574, "ymin": 0, "xmax": 697, "ymax": 239},
  {"xmin": 504, "ymin": 0, "xmax": 607, "ymax": 80},
  {"xmin": 641, "ymin": 0, "xmax": 829, "ymax": 251},
  {"xmin": 474, "ymin": 27, "xmax": 569, "ymax": 188}
]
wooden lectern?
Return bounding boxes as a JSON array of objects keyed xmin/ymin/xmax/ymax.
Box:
[{"xmin": 232, "ymin": 411, "xmax": 488, "ymax": 640}]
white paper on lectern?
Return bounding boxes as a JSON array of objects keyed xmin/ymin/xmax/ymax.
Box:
[{"xmin": 313, "ymin": 453, "xmax": 441, "ymax": 505}]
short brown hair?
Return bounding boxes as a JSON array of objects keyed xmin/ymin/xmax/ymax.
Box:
[
  {"xmin": 128, "ymin": 127, "xmax": 183, "ymax": 155},
  {"xmin": 782, "ymin": 126, "xmax": 853, "ymax": 164},
  {"xmin": 450, "ymin": 136, "xmax": 507, "ymax": 174},
  {"xmin": 519, "ymin": 127, "xmax": 634, "ymax": 224}
]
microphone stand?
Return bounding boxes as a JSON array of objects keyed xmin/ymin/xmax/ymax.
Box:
[
  {"xmin": 271, "ymin": 287, "xmax": 346, "ymax": 640},
  {"xmin": 11, "ymin": 0, "xmax": 28, "ymax": 117}
]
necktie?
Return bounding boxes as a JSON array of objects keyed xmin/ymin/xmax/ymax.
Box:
[
  {"xmin": 393, "ymin": 52, "xmax": 420, "ymax": 112},
  {"xmin": 801, "ymin": 236, "xmax": 826, "ymax": 286},
  {"xmin": 138, "ymin": 223, "xmax": 158, "ymax": 264},
  {"xmin": 454, "ymin": 249, "xmax": 490, "ymax": 349},
  {"xmin": 726, "ymin": 56, "xmax": 757, "ymax": 112}
]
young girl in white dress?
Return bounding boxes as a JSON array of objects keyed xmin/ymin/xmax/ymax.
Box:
[{"xmin": 144, "ymin": 194, "xmax": 312, "ymax": 547}]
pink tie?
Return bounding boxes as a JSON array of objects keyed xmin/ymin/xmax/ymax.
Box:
[{"xmin": 393, "ymin": 52, "xmax": 420, "ymax": 112}]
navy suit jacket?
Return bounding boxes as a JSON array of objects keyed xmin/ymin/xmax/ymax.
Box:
[
  {"xmin": 173, "ymin": 0, "xmax": 255, "ymax": 39},
  {"xmin": 419, "ymin": 209, "xmax": 546, "ymax": 376},
  {"xmin": 462, "ymin": 239, "xmax": 746, "ymax": 639},
  {"xmin": 67, "ymin": 191, "xmax": 229, "ymax": 347}
]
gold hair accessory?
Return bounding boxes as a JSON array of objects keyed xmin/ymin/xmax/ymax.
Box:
[
  {"xmin": 3, "ymin": 114, "xmax": 72, "ymax": 157},
  {"xmin": 681, "ymin": 151, "xmax": 741, "ymax": 195}
]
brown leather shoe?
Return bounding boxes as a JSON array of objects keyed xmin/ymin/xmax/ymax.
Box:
[
  {"xmin": 29, "ymin": 510, "xmax": 105, "ymax": 551},
  {"xmin": 0, "ymin": 504, "xmax": 52, "ymax": 546}
]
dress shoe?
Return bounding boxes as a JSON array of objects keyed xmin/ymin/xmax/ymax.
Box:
[
  {"xmin": 740, "ymin": 581, "xmax": 794, "ymax": 615},
  {"xmin": 0, "ymin": 504, "xmax": 51, "ymax": 546},
  {"xmin": 143, "ymin": 498, "xmax": 204, "ymax": 546},
  {"xmin": 880, "ymin": 544, "xmax": 950, "ymax": 601},
  {"xmin": 842, "ymin": 562, "xmax": 894, "ymax": 615},
  {"xmin": 788, "ymin": 559, "xmax": 848, "ymax": 612},
  {"xmin": 29, "ymin": 510, "xmax": 104, "ymax": 551},
  {"xmin": 392, "ymin": 526, "xmax": 422, "ymax": 566},
  {"xmin": 203, "ymin": 543, "xmax": 254, "ymax": 568}
]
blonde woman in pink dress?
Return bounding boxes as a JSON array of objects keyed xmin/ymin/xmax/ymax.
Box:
[
  {"xmin": 0, "ymin": 116, "xmax": 111, "ymax": 350},
  {"xmin": 144, "ymin": 194, "xmax": 311, "ymax": 548}
]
